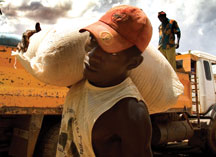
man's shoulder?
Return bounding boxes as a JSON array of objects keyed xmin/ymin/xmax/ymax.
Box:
[
  {"xmin": 101, "ymin": 97, "xmax": 146, "ymax": 117},
  {"xmin": 169, "ymin": 19, "xmax": 176, "ymax": 23},
  {"xmin": 114, "ymin": 98, "xmax": 149, "ymax": 120},
  {"xmin": 105, "ymin": 98, "xmax": 150, "ymax": 134},
  {"xmin": 116, "ymin": 97, "xmax": 144, "ymax": 107},
  {"xmin": 169, "ymin": 19, "xmax": 179, "ymax": 26},
  {"xmin": 94, "ymin": 98, "xmax": 143, "ymax": 125},
  {"xmin": 93, "ymin": 97, "xmax": 150, "ymax": 137}
]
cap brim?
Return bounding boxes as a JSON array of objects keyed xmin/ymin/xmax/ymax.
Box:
[{"xmin": 79, "ymin": 21, "xmax": 133, "ymax": 53}]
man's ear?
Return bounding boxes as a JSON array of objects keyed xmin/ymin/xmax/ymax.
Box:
[{"xmin": 127, "ymin": 55, "xmax": 143, "ymax": 70}]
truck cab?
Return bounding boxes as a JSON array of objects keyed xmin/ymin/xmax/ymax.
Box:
[
  {"xmin": 192, "ymin": 51, "xmax": 216, "ymax": 114},
  {"xmin": 175, "ymin": 51, "xmax": 216, "ymax": 115}
]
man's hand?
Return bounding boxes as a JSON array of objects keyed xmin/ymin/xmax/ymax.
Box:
[
  {"xmin": 175, "ymin": 32, "xmax": 181, "ymax": 49},
  {"xmin": 17, "ymin": 30, "xmax": 36, "ymax": 52},
  {"xmin": 175, "ymin": 43, "xmax": 179, "ymax": 49},
  {"xmin": 17, "ymin": 22, "xmax": 41, "ymax": 52}
]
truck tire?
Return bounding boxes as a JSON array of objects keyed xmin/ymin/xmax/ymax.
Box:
[
  {"xmin": 206, "ymin": 119, "xmax": 216, "ymax": 155},
  {"xmin": 34, "ymin": 121, "xmax": 60, "ymax": 157}
]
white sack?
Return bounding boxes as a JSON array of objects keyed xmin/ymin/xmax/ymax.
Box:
[
  {"xmin": 12, "ymin": 26, "xmax": 183, "ymax": 114},
  {"xmin": 130, "ymin": 45, "xmax": 184, "ymax": 114},
  {"xmin": 12, "ymin": 27, "xmax": 89, "ymax": 86}
]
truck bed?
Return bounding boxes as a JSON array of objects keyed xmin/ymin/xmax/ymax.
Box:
[{"xmin": 0, "ymin": 45, "xmax": 68, "ymax": 115}]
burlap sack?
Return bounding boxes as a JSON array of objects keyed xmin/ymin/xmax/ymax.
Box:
[{"xmin": 12, "ymin": 26, "xmax": 183, "ymax": 114}]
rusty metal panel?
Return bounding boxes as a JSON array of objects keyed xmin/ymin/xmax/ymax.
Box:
[{"xmin": 0, "ymin": 45, "xmax": 69, "ymax": 114}]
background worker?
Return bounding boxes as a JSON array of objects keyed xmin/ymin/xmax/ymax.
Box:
[
  {"xmin": 17, "ymin": 22, "xmax": 41, "ymax": 52},
  {"xmin": 158, "ymin": 11, "xmax": 181, "ymax": 70},
  {"xmin": 56, "ymin": 5, "xmax": 153, "ymax": 157}
]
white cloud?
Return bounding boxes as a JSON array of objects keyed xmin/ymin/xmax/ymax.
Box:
[
  {"xmin": 0, "ymin": 0, "xmax": 216, "ymax": 56},
  {"xmin": 198, "ymin": 28, "xmax": 204, "ymax": 36},
  {"xmin": 68, "ymin": 0, "xmax": 99, "ymax": 17}
]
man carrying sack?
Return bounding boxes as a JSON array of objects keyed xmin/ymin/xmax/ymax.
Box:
[{"xmin": 56, "ymin": 5, "xmax": 153, "ymax": 157}]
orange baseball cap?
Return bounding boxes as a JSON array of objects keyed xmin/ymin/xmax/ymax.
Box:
[{"xmin": 79, "ymin": 5, "xmax": 152, "ymax": 53}]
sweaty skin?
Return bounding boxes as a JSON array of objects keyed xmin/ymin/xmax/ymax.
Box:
[
  {"xmin": 84, "ymin": 35, "xmax": 153, "ymax": 157},
  {"xmin": 92, "ymin": 98, "xmax": 152, "ymax": 157}
]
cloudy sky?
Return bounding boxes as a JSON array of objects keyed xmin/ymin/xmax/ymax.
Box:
[{"xmin": 0, "ymin": 0, "xmax": 216, "ymax": 56}]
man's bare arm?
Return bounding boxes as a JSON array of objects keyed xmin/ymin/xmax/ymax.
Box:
[
  {"xmin": 92, "ymin": 97, "xmax": 153, "ymax": 157},
  {"xmin": 117, "ymin": 98, "xmax": 153, "ymax": 157},
  {"xmin": 175, "ymin": 32, "xmax": 181, "ymax": 49}
]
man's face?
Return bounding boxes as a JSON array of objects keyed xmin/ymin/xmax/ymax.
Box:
[
  {"xmin": 158, "ymin": 15, "xmax": 166, "ymax": 23},
  {"xmin": 84, "ymin": 35, "xmax": 131, "ymax": 87}
]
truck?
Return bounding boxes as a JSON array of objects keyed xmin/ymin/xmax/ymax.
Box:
[
  {"xmin": 151, "ymin": 50, "xmax": 216, "ymax": 155},
  {"xmin": 0, "ymin": 33, "xmax": 69, "ymax": 156},
  {"xmin": 0, "ymin": 33, "xmax": 216, "ymax": 156}
]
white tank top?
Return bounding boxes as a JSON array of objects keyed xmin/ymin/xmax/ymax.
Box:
[{"xmin": 56, "ymin": 77, "xmax": 143, "ymax": 157}]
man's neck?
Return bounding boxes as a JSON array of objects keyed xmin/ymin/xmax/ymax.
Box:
[
  {"xmin": 88, "ymin": 76, "xmax": 128, "ymax": 88},
  {"xmin": 162, "ymin": 18, "xmax": 169, "ymax": 25}
]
